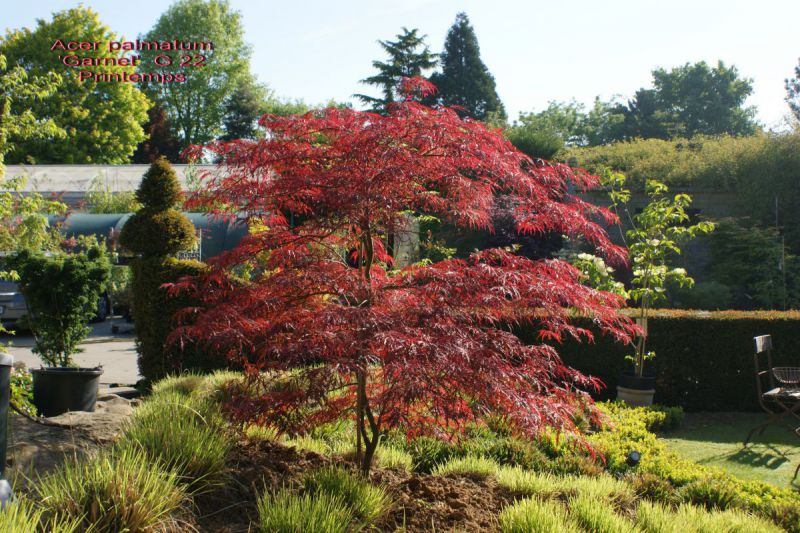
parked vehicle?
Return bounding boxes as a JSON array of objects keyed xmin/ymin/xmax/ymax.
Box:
[
  {"xmin": 0, "ymin": 280, "xmax": 28, "ymax": 327},
  {"xmin": 0, "ymin": 280, "xmax": 111, "ymax": 328}
]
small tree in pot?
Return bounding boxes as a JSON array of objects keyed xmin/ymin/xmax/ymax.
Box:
[
  {"xmin": 11, "ymin": 246, "xmax": 110, "ymax": 416},
  {"xmin": 602, "ymin": 171, "xmax": 714, "ymax": 405}
]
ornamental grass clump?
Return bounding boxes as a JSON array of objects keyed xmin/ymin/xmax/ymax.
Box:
[
  {"xmin": 119, "ymin": 390, "xmax": 232, "ymax": 494},
  {"xmin": 0, "ymin": 499, "xmax": 80, "ymax": 533},
  {"xmin": 303, "ymin": 466, "xmax": 391, "ymax": 527},
  {"xmin": 432, "ymin": 455, "xmax": 500, "ymax": 479},
  {"xmin": 35, "ymin": 447, "xmax": 187, "ymax": 533},
  {"xmin": 499, "ymin": 497, "xmax": 579, "ymax": 533},
  {"xmin": 257, "ymin": 488, "xmax": 354, "ymax": 533},
  {"xmin": 569, "ymin": 494, "xmax": 637, "ymax": 533},
  {"xmin": 635, "ymin": 501, "xmax": 783, "ymax": 533}
]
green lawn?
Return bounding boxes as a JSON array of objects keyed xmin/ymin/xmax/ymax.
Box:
[{"xmin": 660, "ymin": 412, "xmax": 800, "ymax": 489}]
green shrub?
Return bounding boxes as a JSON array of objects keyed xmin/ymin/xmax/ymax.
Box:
[
  {"xmin": 35, "ymin": 448, "xmax": 187, "ymax": 533},
  {"xmin": 303, "ymin": 466, "xmax": 391, "ymax": 526},
  {"xmin": 119, "ymin": 391, "xmax": 231, "ymax": 493},
  {"xmin": 257, "ymin": 488, "xmax": 354, "ymax": 533},
  {"xmin": 569, "ymin": 495, "xmax": 636, "ymax": 533},
  {"xmin": 122, "ymin": 210, "xmax": 197, "ymax": 257},
  {"xmin": 499, "ymin": 497, "xmax": 579, "ymax": 533},
  {"xmin": 432, "ymin": 455, "xmax": 499, "ymax": 479},
  {"xmin": 10, "ymin": 365, "xmax": 35, "ymax": 417},
  {"xmin": 11, "ymin": 247, "xmax": 110, "ymax": 367}
]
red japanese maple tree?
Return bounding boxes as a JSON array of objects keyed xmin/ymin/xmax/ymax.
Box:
[{"xmin": 174, "ymin": 79, "xmax": 636, "ymax": 474}]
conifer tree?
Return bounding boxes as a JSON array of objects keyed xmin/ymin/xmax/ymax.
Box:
[
  {"xmin": 430, "ymin": 13, "xmax": 506, "ymax": 121},
  {"xmin": 355, "ymin": 27, "xmax": 437, "ymax": 112}
]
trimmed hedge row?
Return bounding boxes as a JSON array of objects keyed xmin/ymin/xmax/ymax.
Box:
[{"xmin": 525, "ymin": 310, "xmax": 800, "ymax": 412}]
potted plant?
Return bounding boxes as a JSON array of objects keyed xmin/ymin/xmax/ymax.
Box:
[
  {"xmin": 11, "ymin": 245, "xmax": 111, "ymax": 416},
  {"xmin": 603, "ymin": 171, "xmax": 714, "ymax": 406}
]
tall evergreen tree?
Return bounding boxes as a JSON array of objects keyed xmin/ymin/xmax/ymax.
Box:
[
  {"xmin": 355, "ymin": 27, "xmax": 437, "ymax": 112},
  {"xmin": 430, "ymin": 13, "xmax": 506, "ymax": 121},
  {"xmin": 221, "ymin": 81, "xmax": 268, "ymax": 140},
  {"xmin": 786, "ymin": 58, "xmax": 800, "ymax": 122}
]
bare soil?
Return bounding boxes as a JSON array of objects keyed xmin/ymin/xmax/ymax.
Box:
[{"xmin": 197, "ymin": 438, "xmax": 515, "ymax": 533}]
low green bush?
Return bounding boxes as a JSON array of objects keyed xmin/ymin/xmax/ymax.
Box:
[
  {"xmin": 256, "ymin": 488, "xmax": 353, "ymax": 533},
  {"xmin": 119, "ymin": 390, "xmax": 232, "ymax": 493},
  {"xmin": 35, "ymin": 447, "xmax": 187, "ymax": 533},
  {"xmin": 303, "ymin": 466, "xmax": 391, "ymax": 526}
]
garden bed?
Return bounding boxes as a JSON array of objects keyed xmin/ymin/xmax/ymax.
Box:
[{"xmin": 5, "ymin": 372, "xmax": 800, "ymax": 532}]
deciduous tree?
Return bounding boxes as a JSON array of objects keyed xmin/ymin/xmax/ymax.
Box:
[
  {"xmin": 133, "ymin": 105, "xmax": 183, "ymax": 163},
  {"xmin": 0, "ymin": 7, "xmax": 149, "ymax": 164},
  {"xmin": 138, "ymin": 0, "xmax": 254, "ymax": 147},
  {"xmin": 173, "ymin": 79, "xmax": 636, "ymax": 474}
]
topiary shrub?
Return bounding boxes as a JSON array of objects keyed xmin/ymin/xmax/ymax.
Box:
[
  {"xmin": 120, "ymin": 158, "xmax": 221, "ymax": 383},
  {"xmin": 120, "ymin": 158, "xmax": 195, "ymax": 258}
]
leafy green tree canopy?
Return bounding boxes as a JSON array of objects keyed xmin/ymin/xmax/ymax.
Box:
[
  {"xmin": 430, "ymin": 12, "xmax": 505, "ymax": 121},
  {"xmin": 138, "ymin": 0, "xmax": 254, "ymax": 147},
  {"xmin": 0, "ymin": 54, "xmax": 62, "ymax": 174},
  {"xmin": 617, "ymin": 61, "xmax": 758, "ymax": 140},
  {"xmin": 0, "ymin": 7, "xmax": 149, "ymax": 164},
  {"xmin": 355, "ymin": 27, "xmax": 437, "ymax": 112}
]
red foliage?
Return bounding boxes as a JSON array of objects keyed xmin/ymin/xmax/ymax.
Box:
[{"xmin": 172, "ymin": 78, "xmax": 637, "ymax": 472}]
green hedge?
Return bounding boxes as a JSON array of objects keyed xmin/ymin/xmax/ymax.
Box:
[{"xmin": 523, "ymin": 310, "xmax": 800, "ymax": 412}]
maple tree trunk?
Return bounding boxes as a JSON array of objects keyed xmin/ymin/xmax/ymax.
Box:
[{"xmin": 355, "ymin": 368, "xmax": 365, "ymax": 466}]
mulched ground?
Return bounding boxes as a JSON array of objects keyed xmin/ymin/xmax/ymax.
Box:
[{"xmin": 196, "ymin": 438, "xmax": 516, "ymax": 532}]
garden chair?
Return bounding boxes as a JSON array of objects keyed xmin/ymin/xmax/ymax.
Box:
[{"xmin": 746, "ymin": 335, "xmax": 800, "ymax": 478}]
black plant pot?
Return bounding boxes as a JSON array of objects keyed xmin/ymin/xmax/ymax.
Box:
[
  {"xmin": 618, "ymin": 373, "xmax": 656, "ymax": 390},
  {"xmin": 616, "ymin": 372, "xmax": 656, "ymax": 407},
  {"xmin": 31, "ymin": 367, "xmax": 103, "ymax": 417}
]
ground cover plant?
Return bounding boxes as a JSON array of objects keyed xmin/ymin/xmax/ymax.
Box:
[{"xmin": 173, "ymin": 77, "xmax": 638, "ymax": 475}]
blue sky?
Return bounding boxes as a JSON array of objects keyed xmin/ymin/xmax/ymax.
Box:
[{"xmin": 5, "ymin": 1, "xmax": 799, "ymax": 129}]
